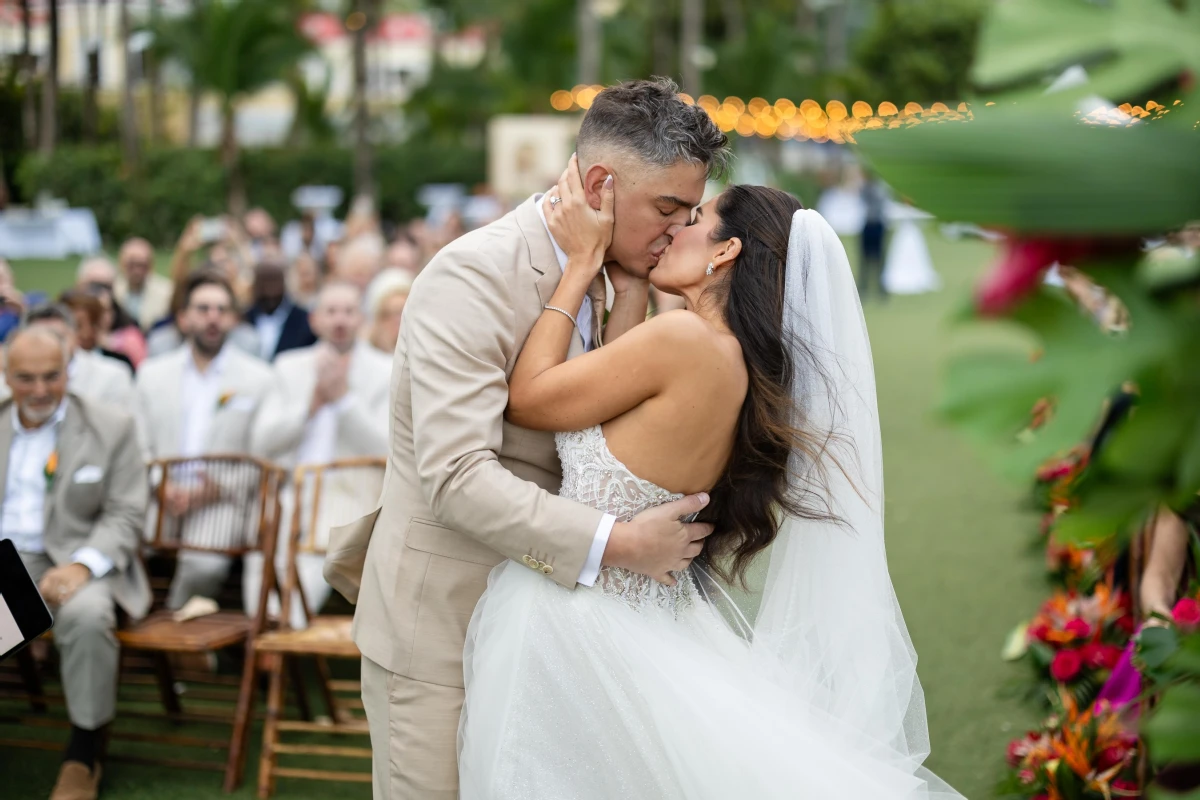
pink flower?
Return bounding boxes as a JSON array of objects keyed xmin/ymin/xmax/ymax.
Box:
[
  {"xmin": 975, "ymin": 237, "xmax": 1139, "ymax": 316},
  {"xmin": 1173, "ymin": 598, "xmax": 1200, "ymax": 630},
  {"xmin": 1064, "ymin": 618, "xmax": 1092, "ymax": 640},
  {"xmin": 1051, "ymin": 648, "xmax": 1084, "ymax": 682},
  {"xmin": 1096, "ymin": 745, "xmax": 1131, "ymax": 771},
  {"xmin": 1018, "ymin": 769, "xmax": 1037, "ymax": 786}
]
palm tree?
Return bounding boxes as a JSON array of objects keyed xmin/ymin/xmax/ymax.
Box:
[
  {"xmin": 39, "ymin": 0, "xmax": 60, "ymax": 155},
  {"xmin": 19, "ymin": 0, "xmax": 35, "ymax": 147},
  {"xmin": 351, "ymin": 0, "xmax": 379, "ymax": 206},
  {"xmin": 151, "ymin": 0, "xmax": 313, "ymax": 214},
  {"xmin": 120, "ymin": 0, "xmax": 139, "ymax": 165}
]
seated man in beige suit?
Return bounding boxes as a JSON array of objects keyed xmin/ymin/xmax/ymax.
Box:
[
  {"xmin": 135, "ymin": 271, "xmax": 273, "ymax": 609},
  {"xmin": 247, "ymin": 281, "xmax": 391, "ymax": 627},
  {"xmin": 2, "ymin": 327, "xmax": 149, "ymax": 800},
  {"xmin": 324, "ymin": 78, "xmax": 724, "ymax": 799}
]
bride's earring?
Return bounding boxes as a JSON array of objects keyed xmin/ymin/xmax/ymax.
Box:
[{"xmin": 705, "ymin": 262, "xmax": 714, "ymax": 276}]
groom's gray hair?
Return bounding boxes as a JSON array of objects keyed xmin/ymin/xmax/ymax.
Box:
[{"xmin": 577, "ymin": 78, "xmax": 731, "ymax": 178}]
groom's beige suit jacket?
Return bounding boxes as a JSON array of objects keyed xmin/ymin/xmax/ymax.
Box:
[{"xmin": 325, "ymin": 196, "xmax": 607, "ymax": 686}]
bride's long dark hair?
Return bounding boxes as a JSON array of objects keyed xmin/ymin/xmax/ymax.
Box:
[{"xmin": 700, "ymin": 185, "xmax": 842, "ymax": 585}]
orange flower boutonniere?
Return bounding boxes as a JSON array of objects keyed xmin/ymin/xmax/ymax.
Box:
[
  {"xmin": 44, "ymin": 450, "xmax": 58, "ymax": 491},
  {"xmin": 216, "ymin": 391, "xmax": 235, "ymax": 412}
]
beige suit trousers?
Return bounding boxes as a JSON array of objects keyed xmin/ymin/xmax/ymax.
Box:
[
  {"xmin": 361, "ymin": 655, "xmax": 461, "ymax": 800},
  {"xmin": 19, "ymin": 551, "xmax": 120, "ymax": 730}
]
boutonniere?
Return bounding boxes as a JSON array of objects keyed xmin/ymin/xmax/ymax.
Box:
[
  {"xmin": 216, "ymin": 391, "xmax": 236, "ymax": 412},
  {"xmin": 44, "ymin": 450, "xmax": 58, "ymax": 492}
]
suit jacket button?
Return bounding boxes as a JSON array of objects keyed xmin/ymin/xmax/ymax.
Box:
[{"xmin": 540, "ymin": 564, "xmax": 554, "ymax": 575}]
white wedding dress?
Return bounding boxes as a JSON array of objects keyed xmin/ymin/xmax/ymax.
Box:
[{"xmin": 459, "ymin": 211, "xmax": 962, "ymax": 799}]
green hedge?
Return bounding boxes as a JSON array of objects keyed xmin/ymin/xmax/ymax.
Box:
[{"xmin": 15, "ymin": 142, "xmax": 486, "ymax": 247}]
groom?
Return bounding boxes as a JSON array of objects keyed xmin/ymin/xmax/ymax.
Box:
[{"xmin": 324, "ymin": 78, "xmax": 730, "ymax": 799}]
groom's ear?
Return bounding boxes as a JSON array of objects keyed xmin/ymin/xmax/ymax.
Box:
[{"xmin": 581, "ymin": 163, "xmax": 613, "ymax": 211}]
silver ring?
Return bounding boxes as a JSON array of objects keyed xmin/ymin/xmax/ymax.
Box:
[{"xmin": 549, "ymin": 196, "xmax": 562, "ymax": 208}]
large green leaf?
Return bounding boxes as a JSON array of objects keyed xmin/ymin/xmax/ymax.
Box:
[
  {"xmin": 972, "ymin": 0, "xmax": 1200, "ymax": 96},
  {"xmin": 855, "ymin": 105, "xmax": 1200, "ymax": 234},
  {"xmin": 1145, "ymin": 680, "xmax": 1200, "ymax": 764}
]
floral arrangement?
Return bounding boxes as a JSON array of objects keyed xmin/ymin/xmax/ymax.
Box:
[
  {"xmin": 1012, "ymin": 585, "xmax": 1135, "ymax": 705},
  {"xmin": 1002, "ymin": 692, "xmax": 1140, "ymax": 800}
]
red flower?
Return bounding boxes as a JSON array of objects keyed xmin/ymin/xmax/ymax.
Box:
[
  {"xmin": 975, "ymin": 237, "xmax": 1140, "ymax": 316},
  {"xmin": 1064, "ymin": 618, "xmax": 1092, "ymax": 640},
  {"xmin": 1115, "ymin": 613, "xmax": 1137, "ymax": 635},
  {"xmin": 1080, "ymin": 642, "xmax": 1124, "ymax": 670},
  {"xmin": 1096, "ymin": 745, "xmax": 1131, "ymax": 771},
  {"xmin": 1112, "ymin": 778, "xmax": 1139, "ymax": 793},
  {"xmin": 1028, "ymin": 622, "xmax": 1051, "ymax": 643},
  {"xmin": 1051, "ymin": 648, "xmax": 1084, "ymax": 682},
  {"xmin": 1173, "ymin": 598, "xmax": 1200, "ymax": 630},
  {"xmin": 1018, "ymin": 769, "xmax": 1037, "ymax": 786}
]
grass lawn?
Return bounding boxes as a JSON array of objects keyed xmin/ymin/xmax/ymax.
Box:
[{"xmin": 1, "ymin": 230, "xmax": 1044, "ymax": 798}]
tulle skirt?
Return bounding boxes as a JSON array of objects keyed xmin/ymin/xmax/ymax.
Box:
[{"xmin": 458, "ymin": 561, "xmax": 962, "ymax": 799}]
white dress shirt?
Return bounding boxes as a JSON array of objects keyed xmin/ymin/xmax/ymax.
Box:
[
  {"xmin": 254, "ymin": 302, "xmax": 292, "ymax": 361},
  {"xmin": 180, "ymin": 347, "xmax": 228, "ymax": 458},
  {"xmin": 1, "ymin": 403, "xmax": 113, "ymax": 577},
  {"xmin": 295, "ymin": 394, "xmax": 355, "ymax": 467},
  {"xmin": 534, "ymin": 193, "xmax": 615, "ymax": 588}
]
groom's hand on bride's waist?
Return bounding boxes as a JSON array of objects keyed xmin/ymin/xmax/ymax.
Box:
[{"xmin": 601, "ymin": 493, "xmax": 713, "ymax": 586}]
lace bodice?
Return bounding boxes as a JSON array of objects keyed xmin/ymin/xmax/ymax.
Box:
[{"xmin": 555, "ymin": 426, "xmax": 696, "ymax": 616}]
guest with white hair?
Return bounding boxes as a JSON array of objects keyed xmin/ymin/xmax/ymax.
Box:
[
  {"xmin": 364, "ymin": 268, "xmax": 413, "ymax": 356},
  {"xmin": 248, "ymin": 281, "xmax": 391, "ymax": 626},
  {"xmin": 14, "ymin": 304, "xmax": 135, "ymax": 412},
  {"xmin": 335, "ymin": 234, "xmax": 385, "ymax": 294},
  {"xmin": 114, "ymin": 237, "xmax": 174, "ymax": 331}
]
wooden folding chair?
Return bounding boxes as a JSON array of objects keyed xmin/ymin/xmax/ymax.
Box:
[
  {"xmin": 253, "ymin": 457, "xmax": 384, "ymax": 798},
  {"xmin": 115, "ymin": 454, "xmax": 286, "ymax": 792}
]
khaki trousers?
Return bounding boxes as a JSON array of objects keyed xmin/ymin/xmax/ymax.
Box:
[
  {"xmin": 19, "ymin": 551, "xmax": 119, "ymax": 730},
  {"xmin": 361, "ymin": 655, "xmax": 462, "ymax": 800}
]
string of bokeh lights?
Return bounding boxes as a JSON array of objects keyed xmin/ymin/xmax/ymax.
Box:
[{"xmin": 549, "ymin": 86, "xmax": 1190, "ymax": 143}]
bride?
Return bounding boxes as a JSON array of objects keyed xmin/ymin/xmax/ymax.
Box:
[{"xmin": 457, "ymin": 163, "xmax": 963, "ymax": 798}]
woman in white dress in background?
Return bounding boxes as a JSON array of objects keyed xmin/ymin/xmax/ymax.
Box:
[
  {"xmin": 457, "ymin": 162, "xmax": 962, "ymax": 798},
  {"xmin": 882, "ymin": 203, "xmax": 941, "ymax": 295}
]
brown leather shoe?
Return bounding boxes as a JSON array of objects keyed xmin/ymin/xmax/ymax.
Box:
[{"xmin": 49, "ymin": 761, "xmax": 101, "ymax": 800}]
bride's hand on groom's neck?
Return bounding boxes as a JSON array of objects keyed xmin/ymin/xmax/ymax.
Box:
[{"xmin": 602, "ymin": 493, "xmax": 713, "ymax": 586}]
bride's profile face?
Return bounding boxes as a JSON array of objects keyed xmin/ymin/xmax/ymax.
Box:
[{"xmin": 649, "ymin": 196, "xmax": 721, "ymax": 295}]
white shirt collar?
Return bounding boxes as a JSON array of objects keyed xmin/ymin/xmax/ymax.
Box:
[
  {"xmin": 11, "ymin": 399, "xmax": 68, "ymax": 434},
  {"xmin": 186, "ymin": 344, "xmax": 230, "ymax": 378},
  {"xmin": 533, "ymin": 192, "xmax": 570, "ymax": 272}
]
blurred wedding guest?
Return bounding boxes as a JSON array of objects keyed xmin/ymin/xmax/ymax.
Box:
[
  {"xmin": 335, "ymin": 234, "xmax": 385, "ymax": 293},
  {"xmin": 247, "ymin": 282, "xmax": 390, "ymax": 627},
  {"xmin": 364, "ymin": 268, "xmax": 413, "ymax": 355},
  {"xmin": 385, "ymin": 233, "xmax": 421, "ymax": 274},
  {"xmin": 244, "ymin": 259, "xmax": 316, "ymax": 362},
  {"xmin": 243, "ymin": 207, "xmax": 278, "ymax": 262},
  {"xmin": 58, "ymin": 291, "xmax": 135, "ymax": 374},
  {"xmin": 19, "ymin": 304, "xmax": 135, "ymax": 411},
  {"xmin": 0, "ymin": 259, "xmax": 26, "ymax": 342},
  {"xmin": 287, "ymin": 252, "xmax": 322, "ymax": 309},
  {"xmin": 859, "ymin": 172, "xmax": 889, "ymax": 301},
  {"xmin": 2, "ymin": 327, "xmax": 148, "ymax": 800},
  {"xmin": 282, "ymin": 210, "xmax": 342, "ymax": 263},
  {"xmin": 321, "ymin": 238, "xmax": 341, "ymax": 278},
  {"xmin": 75, "ymin": 258, "xmax": 149, "ymax": 368},
  {"xmin": 135, "ymin": 272, "xmax": 274, "ymax": 608},
  {"xmin": 113, "ymin": 237, "xmax": 173, "ymax": 331}
]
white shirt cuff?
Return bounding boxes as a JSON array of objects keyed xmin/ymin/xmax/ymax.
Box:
[
  {"xmin": 71, "ymin": 547, "xmax": 114, "ymax": 579},
  {"xmin": 576, "ymin": 514, "xmax": 615, "ymax": 587},
  {"xmin": 332, "ymin": 394, "xmax": 356, "ymax": 413}
]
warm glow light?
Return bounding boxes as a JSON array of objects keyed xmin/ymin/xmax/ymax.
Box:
[
  {"xmin": 904, "ymin": 102, "xmax": 924, "ymax": 116},
  {"xmin": 724, "ymin": 96, "xmax": 746, "ymax": 114},
  {"xmin": 852, "ymin": 101, "xmax": 872, "ymax": 119},
  {"xmin": 346, "ymin": 11, "xmax": 366, "ymax": 31},
  {"xmin": 774, "ymin": 98, "xmax": 796, "ymax": 119},
  {"xmin": 877, "ymin": 102, "xmax": 898, "ymax": 117},
  {"xmin": 958, "ymin": 102, "xmax": 969, "ymax": 112},
  {"xmin": 748, "ymin": 97, "xmax": 770, "ymax": 117},
  {"xmin": 754, "ymin": 117, "xmax": 776, "ymax": 137},
  {"xmin": 698, "ymin": 94, "xmax": 720, "ymax": 112},
  {"xmin": 930, "ymin": 102, "xmax": 950, "ymax": 113},
  {"xmin": 577, "ymin": 86, "xmax": 601, "ymax": 109},
  {"xmin": 826, "ymin": 100, "xmax": 848, "ymax": 121},
  {"xmin": 735, "ymin": 114, "xmax": 756, "ymax": 137},
  {"xmin": 679, "ymin": 93, "xmax": 696, "ymax": 105},
  {"xmin": 550, "ymin": 90, "xmax": 574, "ymax": 111}
]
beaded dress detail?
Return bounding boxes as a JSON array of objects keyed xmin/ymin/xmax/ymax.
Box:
[{"xmin": 554, "ymin": 425, "xmax": 695, "ymax": 616}]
